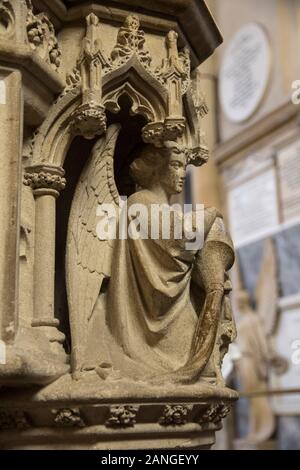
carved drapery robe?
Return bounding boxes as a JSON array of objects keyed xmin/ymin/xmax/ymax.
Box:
[{"xmin": 85, "ymin": 191, "xmax": 234, "ymax": 381}]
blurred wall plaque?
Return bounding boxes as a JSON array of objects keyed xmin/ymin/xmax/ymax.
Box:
[
  {"xmin": 219, "ymin": 22, "xmax": 271, "ymax": 123},
  {"xmin": 228, "ymin": 168, "xmax": 279, "ymax": 246},
  {"xmin": 278, "ymin": 140, "xmax": 300, "ymax": 222}
]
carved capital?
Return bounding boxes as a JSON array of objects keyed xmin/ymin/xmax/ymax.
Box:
[
  {"xmin": 24, "ymin": 165, "xmax": 66, "ymax": 196},
  {"xmin": 106, "ymin": 405, "xmax": 139, "ymax": 428}
]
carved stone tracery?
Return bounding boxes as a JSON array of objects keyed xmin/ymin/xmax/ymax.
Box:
[{"xmin": 0, "ymin": 0, "xmax": 14, "ymax": 37}]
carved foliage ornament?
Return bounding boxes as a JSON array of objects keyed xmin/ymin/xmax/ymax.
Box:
[
  {"xmin": 0, "ymin": 410, "xmax": 30, "ymax": 431},
  {"xmin": 159, "ymin": 405, "xmax": 192, "ymax": 426},
  {"xmin": 25, "ymin": 0, "xmax": 61, "ymax": 71},
  {"xmin": 24, "ymin": 171, "xmax": 66, "ymax": 193},
  {"xmin": 198, "ymin": 403, "xmax": 232, "ymax": 425},
  {"xmin": 52, "ymin": 408, "xmax": 85, "ymax": 428},
  {"xmin": 106, "ymin": 405, "xmax": 139, "ymax": 428}
]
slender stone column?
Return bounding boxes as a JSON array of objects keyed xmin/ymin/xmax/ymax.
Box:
[{"xmin": 24, "ymin": 164, "xmax": 66, "ymax": 350}]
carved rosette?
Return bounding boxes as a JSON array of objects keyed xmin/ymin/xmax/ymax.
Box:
[
  {"xmin": 198, "ymin": 403, "xmax": 232, "ymax": 426},
  {"xmin": 25, "ymin": 0, "xmax": 62, "ymax": 71},
  {"xmin": 0, "ymin": 410, "xmax": 30, "ymax": 431},
  {"xmin": 52, "ymin": 408, "xmax": 85, "ymax": 428},
  {"xmin": 159, "ymin": 405, "xmax": 192, "ymax": 426},
  {"xmin": 24, "ymin": 165, "xmax": 66, "ymax": 197},
  {"xmin": 106, "ymin": 405, "xmax": 139, "ymax": 428}
]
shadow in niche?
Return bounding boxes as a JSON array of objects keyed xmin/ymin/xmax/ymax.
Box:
[{"xmin": 55, "ymin": 95, "xmax": 147, "ymax": 352}]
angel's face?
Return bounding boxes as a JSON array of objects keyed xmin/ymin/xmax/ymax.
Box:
[{"xmin": 160, "ymin": 149, "xmax": 187, "ymax": 195}]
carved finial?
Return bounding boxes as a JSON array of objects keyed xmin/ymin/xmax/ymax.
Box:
[
  {"xmin": 67, "ymin": 13, "xmax": 109, "ymax": 139},
  {"xmin": 166, "ymin": 30, "xmax": 179, "ymax": 62},
  {"xmin": 86, "ymin": 12, "xmax": 99, "ymax": 26},
  {"xmin": 82, "ymin": 13, "xmax": 102, "ymax": 59}
]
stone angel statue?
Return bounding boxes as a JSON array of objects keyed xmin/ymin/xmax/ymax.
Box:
[
  {"xmin": 66, "ymin": 124, "xmax": 236, "ymax": 384},
  {"xmin": 235, "ymin": 238, "xmax": 288, "ymax": 448}
]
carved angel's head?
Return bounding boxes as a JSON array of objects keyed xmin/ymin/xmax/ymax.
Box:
[{"xmin": 130, "ymin": 142, "xmax": 187, "ymax": 195}]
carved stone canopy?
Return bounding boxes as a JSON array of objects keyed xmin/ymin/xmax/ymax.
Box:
[{"xmin": 29, "ymin": 11, "xmax": 209, "ymax": 171}]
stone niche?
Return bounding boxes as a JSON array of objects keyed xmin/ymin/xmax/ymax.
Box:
[{"xmin": 0, "ymin": 0, "xmax": 237, "ymax": 450}]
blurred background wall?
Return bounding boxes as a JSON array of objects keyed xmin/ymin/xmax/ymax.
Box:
[{"xmin": 192, "ymin": 0, "xmax": 300, "ymax": 450}]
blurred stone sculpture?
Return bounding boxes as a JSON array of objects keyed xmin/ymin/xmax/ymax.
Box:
[
  {"xmin": 235, "ymin": 238, "xmax": 287, "ymax": 448},
  {"xmin": 66, "ymin": 125, "xmax": 236, "ymax": 384}
]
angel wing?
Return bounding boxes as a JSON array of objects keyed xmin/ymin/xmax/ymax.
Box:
[
  {"xmin": 255, "ymin": 237, "xmax": 279, "ymax": 336},
  {"xmin": 66, "ymin": 124, "xmax": 121, "ymax": 375}
]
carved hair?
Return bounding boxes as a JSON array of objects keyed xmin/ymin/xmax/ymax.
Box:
[{"xmin": 130, "ymin": 141, "xmax": 184, "ymax": 189}]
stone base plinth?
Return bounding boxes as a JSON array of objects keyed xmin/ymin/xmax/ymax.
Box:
[{"xmin": 0, "ymin": 374, "xmax": 237, "ymax": 450}]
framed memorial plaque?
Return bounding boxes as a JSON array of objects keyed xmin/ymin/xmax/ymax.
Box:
[
  {"xmin": 227, "ymin": 167, "xmax": 279, "ymax": 246},
  {"xmin": 278, "ymin": 140, "xmax": 300, "ymax": 223},
  {"xmin": 219, "ymin": 23, "xmax": 271, "ymax": 123}
]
